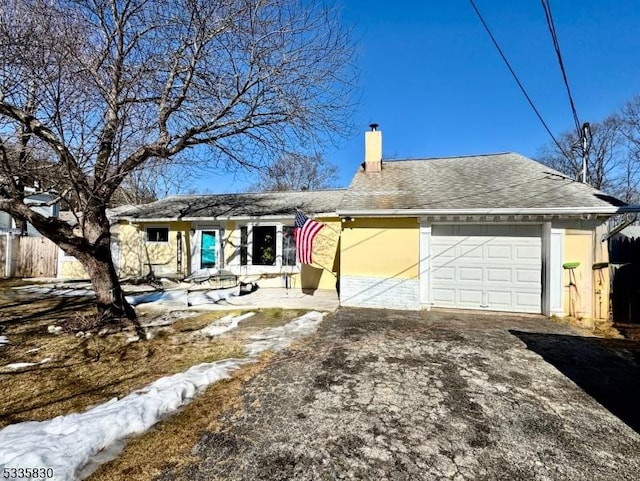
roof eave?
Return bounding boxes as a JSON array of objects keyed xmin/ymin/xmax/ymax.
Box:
[
  {"xmin": 116, "ymin": 211, "xmax": 339, "ymax": 223},
  {"xmin": 336, "ymin": 206, "xmax": 639, "ymax": 217}
]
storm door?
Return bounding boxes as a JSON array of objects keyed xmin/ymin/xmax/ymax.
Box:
[{"xmin": 200, "ymin": 230, "xmax": 218, "ymax": 269}]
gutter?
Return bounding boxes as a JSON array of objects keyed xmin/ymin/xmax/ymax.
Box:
[
  {"xmin": 115, "ymin": 212, "xmax": 340, "ymax": 223},
  {"xmin": 336, "ymin": 206, "xmax": 640, "ymax": 217}
]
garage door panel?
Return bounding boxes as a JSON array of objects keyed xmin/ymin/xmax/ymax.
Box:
[
  {"xmin": 486, "ymin": 245, "xmax": 512, "ymax": 260},
  {"xmin": 516, "ymin": 245, "xmax": 540, "ymax": 260},
  {"xmin": 432, "ymin": 244, "xmax": 456, "ymax": 259},
  {"xmin": 432, "ymin": 266, "xmax": 455, "ymax": 280},
  {"xmin": 515, "ymin": 292, "xmax": 541, "ymax": 308},
  {"xmin": 486, "ymin": 267, "xmax": 512, "ymax": 282},
  {"xmin": 430, "ymin": 226, "xmax": 541, "ymax": 313},
  {"xmin": 485, "ymin": 290, "xmax": 512, "ymax": 307},
  {"xmin": 457, "ymin": 289, "xmax": 483, "ymax": 305},
  {"xmin": 432, "ymin": 288, "xmax": 455, "ymax": 304},
  {"xmin": 456, "ymin": 244, "xmax": 483, "ymax": 259},
  {"xmin": 515, "ymin": 269, "xmax": 539, "ymax": 284},
  {"xmin": 459, "ymin": 267, "xmax": 482, "ymax": 282}
]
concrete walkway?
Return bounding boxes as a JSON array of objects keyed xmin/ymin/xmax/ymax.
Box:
[{"xmin": 135, "ymin": 287, "xmax": 340, "ymax": 313}]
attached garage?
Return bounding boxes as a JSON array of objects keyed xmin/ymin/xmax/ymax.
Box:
[
  {"xmin": 337, "ymin": 130, "xmax": 628, "ymax": 317},
  {"xmin": 429, "ymin": 225, "xmax": 542, "ymax": 314}
]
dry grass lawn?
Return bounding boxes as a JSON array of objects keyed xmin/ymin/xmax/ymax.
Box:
[{"xmin": 0, "ymin": 281, "xmax": 308, "ymax": 477}]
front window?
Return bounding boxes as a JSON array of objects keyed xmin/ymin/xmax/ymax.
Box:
[
  {"xmin": 282, "ymin": 226, "xmax": 296, "ymax": 266},
  {"xmin": 146, "ymin": 227, "xmax": 168, "ymax": 242},
  {"xmin": 252, "ymin": 226, "xmax": 276, "ymax": 265}
]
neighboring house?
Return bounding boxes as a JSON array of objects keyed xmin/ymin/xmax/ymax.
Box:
[
  {"xmin": 58, "ymin": 127, "xmax": 634, "ymax": 320},
  {"xmin": 1, "ymin": 191, "xmax": 60, "ymax": 277},
  {"xmin": 0, "ymin": 191, "xmax": 60, "ymax": 236}
]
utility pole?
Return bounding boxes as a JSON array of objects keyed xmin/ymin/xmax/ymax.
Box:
[{"xmin": 581, "ymin": 122, "xmax": 590, "ymax": 184}]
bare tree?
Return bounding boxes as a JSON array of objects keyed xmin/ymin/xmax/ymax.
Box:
[
  {"xmin": 248, "ymin": 151, "xmax": 338, "ymax": 191},
  {"xmin": 535, "ymin": 115, "xmax": 640, "ymax": 202},
  {"xmin": 0, "ymin": 0, "xmax": 356, "ymax": 325}
]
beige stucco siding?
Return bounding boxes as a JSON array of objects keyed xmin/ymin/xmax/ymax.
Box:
[
  {"xmin": 60, "ymin": 258, "xmax": 88, "ymax": 279},
  {"xmin": 592, "ymin": 223, "xmax": 610, "ymax": 320},
  {"xmin": 223, "ymin": 221, "xmax": 236, "ymax": 267},
  {"xmin": 341, "ymin": 217, "xmax": 419, "ymax": 279},
  {"xmin": 118, "ymin": 221, "xmax": 191, "ymax": 278},
  {"xmin": 301, "ymin": 217, "xmax": 340, "ymax": 291},
  {"xmin": 563, "ymin": 229, "xmax": 594, "ymax": 319}
]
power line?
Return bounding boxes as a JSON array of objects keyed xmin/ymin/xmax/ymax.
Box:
[
  {"xmin": 468, "ymin": 0, "xmax": 572, "ymax": 161},
  {"xmin": 540, "ymin": 0, "xmax": 581, "ymax": 135}
]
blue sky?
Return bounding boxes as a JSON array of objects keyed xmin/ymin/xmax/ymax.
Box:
[{"xmin": 200, "ymin": 0, "xmax": 640, "ymax": 193}]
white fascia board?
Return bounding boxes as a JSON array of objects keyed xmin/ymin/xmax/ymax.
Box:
[
  {"xmin": 336, "ymin": 206, "xmax": 636, "ymax": 217},
  {"xmin": 116, "ymin": 212, "xmax": 338, "ymax": 223}
]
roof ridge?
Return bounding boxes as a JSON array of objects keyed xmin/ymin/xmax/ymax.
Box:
[
  {"xmin": 383, "ymin": 152, "xmax": 516, "ymax": 162},
  {"xmin": 155, "ymin": 188, "xmax": 347, "ymax": 198}
]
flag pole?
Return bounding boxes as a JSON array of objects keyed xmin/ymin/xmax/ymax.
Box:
[{"xmin": 295, "ymin": 208, "xmax": 342, "ymax": 235}]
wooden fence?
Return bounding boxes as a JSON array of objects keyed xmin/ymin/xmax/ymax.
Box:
[
  {"xmin": 15, "ymin": 236, "xmax": 58, "ymax": 278},
  {"xmin": 609, "ymin": 236, "xmax": 640, "ymax": 324}
]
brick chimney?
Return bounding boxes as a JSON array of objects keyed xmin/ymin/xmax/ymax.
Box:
[{"xmin": 364, "ymin": 123, "xmax": 382, "ymax": 172}]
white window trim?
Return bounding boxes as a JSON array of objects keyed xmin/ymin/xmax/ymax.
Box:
[
  {"xmin": 236, "ymin": 220, "xmax": 300, "ymax": 275},
  {"xmin": 191, "ymin": 224, "xmax": 222, "ymax": 272}
]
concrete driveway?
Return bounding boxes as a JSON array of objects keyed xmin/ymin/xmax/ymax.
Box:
[{"xmin": 163, "ymin": 308, "xmax": 640, "ymax": 481}]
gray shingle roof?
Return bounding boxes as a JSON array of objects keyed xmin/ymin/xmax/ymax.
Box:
[
  {"xmin": 339, "ymin": 153, "xmax": 627, "ymax": 213},
  {"xmin": 117, "ymin": 189, "xmax": 345, "ymax": 220}
]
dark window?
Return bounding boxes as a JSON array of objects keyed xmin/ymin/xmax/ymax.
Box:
[
  {"xmin": 146, "ymin": 227, "xmax": 168, "ymax": 242},
  {"xmin": 282, "ymin": 226, "xmax": 296, "ymax": 266},
  {"xmin": 240, "ymin": 226, "xmax": 248, "ymax": 266},
  {"xmin": 252, "ymin": 226, "xmax": 276, "ymax": 265}
]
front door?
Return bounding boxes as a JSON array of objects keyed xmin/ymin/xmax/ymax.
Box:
[{"xmin": 200, "ymin": 231, "xmax": 218, "ymax": 269}]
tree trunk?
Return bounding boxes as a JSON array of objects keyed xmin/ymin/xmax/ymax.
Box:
[
  {"xmin": 73, "ymin": 227, "xmax": 138, "ymax": 327},
  {"xmin": 83, "ymin": 249, "xmax": 137, "ymax": 322}
]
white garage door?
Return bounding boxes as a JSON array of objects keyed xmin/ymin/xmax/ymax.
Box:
[{"xmin": 431, "ymin": 225, "xmax": 542, "ymax": 313}]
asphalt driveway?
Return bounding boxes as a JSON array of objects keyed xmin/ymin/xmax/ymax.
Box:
[{"xmin": 161, "ymin": 308, "xmax": 640, "ymax": 481}]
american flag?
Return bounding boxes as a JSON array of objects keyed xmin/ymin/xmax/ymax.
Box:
[{"xmin": 294, "ymin": 210, "xmax": 324, "ymax": 264}]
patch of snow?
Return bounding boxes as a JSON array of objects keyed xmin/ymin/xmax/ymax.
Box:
[
  {"xmin": 3, "ymin": 358, "xmax": 51, "ymax": 371},
  {"xmin": 26, "ymin": 348, "xmax": 40, "ymax": 354},
  {"xmin": 3, "ymin": 362, "xmax": 36, "ymax": 370},
  {"xmin": 19, "ymin": 286, "xmax": 94, "ymax": 298},
  {"xmin": 0, "ymin": 336, "xmax": 9, "ymax": 346},
  {"xmin": 47, "ymin": 325, "xmax": 63, "ymax": 335},
  {"xmin": 187, "ymin": 287, "xmax": 240, "ymax": 306},
  {"xmin": 0, "ymin": 358, "xmax": 248, "ymax": 480},
  {"xmin": 126, "ymin": 286, "xmax": 240, "ymax": 308},
  {"xmin": 199, "ymin": 312, "xmax": 255, "ymax": 337},
  {"xmin": 245, "ymin": 311, "xmax": 324, "ymax": 357},
  {"xmin": 125, "ymin": 289, "xmax": 187, "ymax": 306},
  {"xmin": 0, "ymin": 311, "xmax": 326, "ymax": 480}
]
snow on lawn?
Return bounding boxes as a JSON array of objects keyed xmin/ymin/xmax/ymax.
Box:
[
  {"xmin": 0, "ymin": 359, "xmax": 248, "ymax": 480},
  {"xmin": 0, "ymin": 336, "xmax": 9, "ymax": 346},
  {"xmin": 198, "ymin": 312, "xmax": 255, "ymax": 337},
  {"xmin": 17, "ymin": 286, "xmax": 94, "ymax": 298},
  {"xmin": 126, "ymin": 286, "xmax": 240, "ymax": 307},
  {"xmin": 0, "ymin": 311, "xmax": 325, "ymax": 481},
  {"xmin": 244, "ymin": 311, "xmax": 324, "ymax": 356},
  {"xmin": 4, "ymin": 358, "xmax": 51, "ymax": 371}
]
